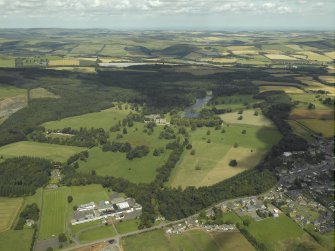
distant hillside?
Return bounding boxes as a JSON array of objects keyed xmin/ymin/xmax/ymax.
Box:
[
  {"xmin": 125, "ymin": 46, "xmax": 152, "ymax": 56},
  {"xmin": 156, "ymin": 44, "xmax": 198, "ymax": 57}
]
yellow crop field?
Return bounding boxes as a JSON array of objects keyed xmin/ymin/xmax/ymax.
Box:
[
  {"xmin": 226, "ymin": 45, "xmax": 256, "ymax": 51},
  {"xmin": 232, "ymin": 50, "xmax": 259, "ymax": 55},
  {"xmin": 48, "ymin": 59, "xmax": 80, "ymax": 66},
  {"xmin": 324, "ymin": 52, "xmax": 335, "ymax": 59},
  {"xmin": 208, "ymin": 58, "xmax": 237, "ymax": 63},
  {"xmin": 319, "ymin": 75, "xmax": 335, "ymax": 84},
  {"xmin": 299, "ymin": 51, "xmax": 332, "ymax": 62},
  {"xmin": 264, "ymin": 54, "xmax": 297, "ymax": 60},
  {"xmin": 220, "ymin": 109, "xmax": 275, "ymax": 127},
  {"xmin": 259, "ymin": 85, "xmax": 304, "ymax": 94}
]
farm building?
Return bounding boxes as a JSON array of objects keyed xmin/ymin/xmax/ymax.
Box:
[{"xmin": 71, "ymin": 197, "xmax": 142, "ymax": 225}]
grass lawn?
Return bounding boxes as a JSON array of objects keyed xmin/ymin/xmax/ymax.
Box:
[
  {"xmin": 221, "ymin": 211, "xmax": 243, "ymax": 225},
  {"xmin": 0, "ymin": 85, "xmax": 27, "ymax": 98},
  {"xmin": 298, "ymin": 119, "xmax": 334, "ymax": 137},
  {"xmin": 78, "ymin": 147, "xmax": 170, "ymax": 183},
  {"xmin": 115, "ymin": 219, "xmax": 140, "ymax": 234},
  {"xmin": 169, "ymin": 125, "xmax": 281, "ymax": 188},
  {"xmin": 29, "ymin": 88, "xmax": 59, "ymax": 99},
  {"xmin": 245, "ymin": 214, "xmax": 305, "ymax": 250},
  {"xmin": 78, "ymin": 225, "xmax": 117, "ymax": 243},
  {"xmin": 38, "ymin": 187, "xmax": 69, "ymax": 240},
  {"xmin": 220, "ymin": 109, "xmax": 274, "ymax": 127},
  {"xmin": 0, "ymin": 141, "xmax": 87, "ymax": 162},
  {"xmin": 70, "ymin": 220, "xmax": 102, "ymax": 237},
  {"xmin": 0, "ymin": 197, "xmax": 23, "ymax": 232},
  {"xmin": 211, "ymin": 232, "xmax": 255, "ymax": 251},
  {"xmin": 122, "ymin": 230, "xmax": 171, "ymax": 251},
  {"xmin": 42, "ymin": 106, "xmax": 130, "ymax": 131},
  {"xmin": 0, "ymin": 229, "xmax": 34, "ymax": 251}
]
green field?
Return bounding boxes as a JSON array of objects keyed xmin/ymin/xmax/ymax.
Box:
[
  {"xmin": 298, "ymin": 119, "xmax": 334, "ymax": 137},
  {"xmin": 208, "ymin": 95, "xmax": 261, "ymax": 112},
  {"xmin": 29, "ymin": 88, "xmax": 59, "ymax": 99},
  {"xmin": 169, "ymin": 125, "xmax": 281, "ymax": 188},
  {"xmin": 122, "ymin": 229, "xmax": 255, "ymax": 251},
  {"xmin": 38, "ymin": 187, "xmax": 69, "ymax": 240},
  {"xmin": 289, "ymin": 93, "xmax": 332, "ymax": 110},
  {"xmin": 115, "ymin": 219, "xmax": 140, "ymax": 234},
  {"xmin": 0, "ymin": 57, "xmax": 15, "ymax": 68},
  {"xmin": 78, "ymin": 146, "xmax": 170, "ymax": 183},
  {"xmin": 0, "ymin": 85, "xmax": 27, "ymax": 98},
  {"xmin": 0, "ymin": 141, "xmax": 87, "ymax": 162},
  {"xmin": 42, "ymin": 106, "xmax": 130, "ymax": 131},
  {"xmin": 0, "ymin": 229, "xmax": 34, "ymax": 251},
  {"xmin": 78, "ymin": 225, "xmax": 117, "ymax": 243},
  {"xmin": 245, "ymin": 214, "xmax": 307, "ymax": 250},
  {"xmin": 287, "ymin": 120, "xmax": 314, "ymax": 140},
  {"xmin": 0, "ymin": 197, "xmax": 23, "ymax": 232},
  {"xmin": 220, "ymin": 109, "xmax": 274, "ymax": 127}
]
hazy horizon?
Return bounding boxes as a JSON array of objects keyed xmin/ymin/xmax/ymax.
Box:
[{"xmin": 0, "ymin": 0, "xmax": 334, "ymax": 30}]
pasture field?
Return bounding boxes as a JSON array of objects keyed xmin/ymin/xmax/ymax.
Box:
[
  {"xmin": 100, "ymin": 44, "xmax": 127, "ymax": 57},
  {"xmin": 232, "ymin": 50, "xmax": 258, "ymax": 55},
  {"xmin": 208, "ymin": 95, "xmax": 261, "ymax": 112},
  {"xmin": 297, "ymin": 119, "xmax": 334, "ymax": 137},
  {"xmin": 289, "ymin": 93, "xmax": 332, "ymax": 110},
  {"xmin": 298, "ymin": 51, "xmax": 333, "ymax": 62},
  {"xmin": 220, "ymin": 109, "xmax": 274, "ymax": 127},
  {"xmin": 236, "ymin": 55, "xmax": 270, "ymax": 66},
  {"xmin": 285, "ymin": 44, "xmax": 303, "ymax": 51},
  {"xmin": 122, "ymin": 229, "xmax": 255, "ymax": 251},
  {"xmin": 0, "ymin": 141, "xmax": 86, "ymax": 162},
  {"xmin": 69, "ymin": 184, "xmax": 110, "ymax": 207},
  {"xmin": 0, "ymin": 85, "xmax": 27, "ymax": 98},
  {"xmin": 0, "ymin": 197, "xmax": 23, "ymax": 232},
  {"xmin": 0, "ymin": 229, "xmax": 34, "ymax": 251},
  {"xmin": 38, "ymin": 187, "xmax": 69, "ymax": 240},
  {"xmin": 226, "ymin": 45, "xmax": 256, "ymax": 51},
  {"xmin": 169, "ymin": 125, "xmax": 281, "ymax": 188},
  {"xmin": 29, "ymin": 87, "xmax": 59, "ymax": 99},
  {"xmin": 305, "ymin": 225, "xmax": 334, "ymax": 250},
  {"xmin": 115, "ymin": 219, "xmax": 140, "ymax": 234},
  {"xmin": 287, "ymin": 120, "xmax": 314, "ymax": 141},
  {"xmin": 252, "ymin": 80, "xmax": 302, "ymax": 87},
  {"xmin": 70, "ymin": 44, "xmax": 104, "ymax": 55},
  {"xmin": 207, "ymin": 58, "xmax": 237, "ymax": 64},
  {"xmin": 48, "ymin": 59, "xmax": 80, "ymax": 67},
  {"xmin": 259, "ymin": 85, "xmax": 304, "ymax": 94},
  {"xmin": 78, "ymin": 225, "xmax": 117, "ymax": 243},
  {"xmin": 264, "ymin": 54, "xmax": 297, "ymax": 60},
  {"xmin": 245, "ymin": 214, "xmax": 305, "ymax": 250},
  {"xmin": 42, "ymin": 106, "xmax": 130, "ymax": 131},
  {"xmin": 122, "ymin": 230, "xmax": 171, "ymax": 251},
  {"xmin": 0, "ymin": 57, "xmax": 15, "ymax": 68},
  {"xmin": 78, "ymin": 146, "xmax": 170, "ymax": 183}
]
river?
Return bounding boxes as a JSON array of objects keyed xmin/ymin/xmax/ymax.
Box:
[{"xmin": 182, "ymin": 91, "xmax": 213, "ymax": 118}]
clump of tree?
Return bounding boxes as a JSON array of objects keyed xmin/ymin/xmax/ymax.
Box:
[
  {"xmin": 15, "ymin": 203, "xmax": 39, "ymax": 230},
  {"xmin": 102, "ymin": 141, "xmax": 132, "ymax": 153},
  {"xmin": 126, "ymin": 145, "xmax": 150, "ymax": 160},
  {"xmin": 229, "ymin": 160, "xmax": 238, "ymax": 167},
  {"xmin": 159, "ymin": 126, "xmax": 176, "ymax": 140},
  {"xmin": 67, "ymin": 151, "xmax": 88, "ymax": 165}
]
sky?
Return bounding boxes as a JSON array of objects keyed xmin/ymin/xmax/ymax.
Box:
[{"xmin": 0, "ymin": 0, "xmax": 334, "ymax": 30}]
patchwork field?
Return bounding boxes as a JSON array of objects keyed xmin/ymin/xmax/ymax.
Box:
[
  {"xmin": 122, "ymin": 229, "xmax": 255, "ymax": 251},
  {"xmin": 0, "ymin": 197, "xmax": 23, "ymax": 232},
  {"xmin": 43, "ymin": 106, "xmax": 130, "ymax": 131},
  {"xmin": 169, "ymin": 124, "xmax": 281, "ymax": 188},
  {"xmin": 48, "ymin": 59, "xmax": 80, "ymax": 66},
  {"xmin": 78, "ymin": 146, "xmax": 170, "ymax": 183},
  {"xmin": 298, "ymin": 51, "xmax": 332, "ymax": 62},
  {"xmin": 0, "ymin": 141, "xmax": 87, "ymax": 162},
  {"xmin": 319, "ymin": 75, "xmax": 335, "ymax": 84}
]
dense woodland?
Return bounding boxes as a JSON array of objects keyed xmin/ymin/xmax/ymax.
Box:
[{"xmin": 0, "ymin": 66, "xmax": 311, "ymax": 228}]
